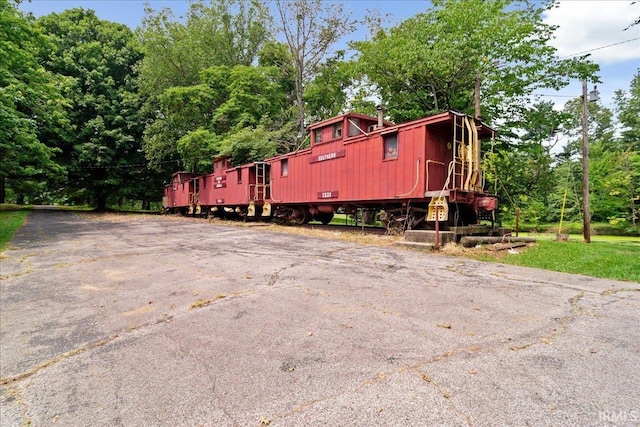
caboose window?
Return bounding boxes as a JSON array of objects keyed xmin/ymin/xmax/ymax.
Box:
[
  {"xmin": 314, "ymin": 131, "xmax": 322, "ymax": 144},
  {"xmin": 237, "ymin": 169, "xmax": 242, "ymax": 184},
  {"xmin": 348, "ymin": 119, "xmax": 361, "ymax": 137},
  {"xmin": 384, "ymin": 133, "xmax": 398, "ymax": 159},
  {"xmin": 332, "ymin": 123, "xmax": 342, "ymax": 139},
  {"xmin": 281, "ymin": 159, "xmax": 289, "ymax": 177}
]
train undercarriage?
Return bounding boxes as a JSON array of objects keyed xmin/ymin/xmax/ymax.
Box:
[{"xmin": 183, "ymin": 196, "xmax": 496, "ymax": 238}]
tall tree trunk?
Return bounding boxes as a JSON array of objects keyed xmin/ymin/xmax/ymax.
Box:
[
  {"xmin": 275, "ymin": 0, "xmax": 356, "ymax": 143},
  {"xmin": 96, "ymin": 194, "xmax": 107, "ymax": 212},
  {"xmin": 296, "ymin": 75, "xmax": 305, "ymax": 140},
  {"xmin": 0, "ymin": 176, "xmax": 5, "ymax": 204}
]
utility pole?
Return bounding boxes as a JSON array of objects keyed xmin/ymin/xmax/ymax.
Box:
[{"xmin": 581, "ymin": 79, "xmax": 591, "ymax": 243}]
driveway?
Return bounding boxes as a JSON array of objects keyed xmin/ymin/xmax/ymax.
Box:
[{"xmin": 1, "ymin": 208, "xmax": 638, "ymax": 426}]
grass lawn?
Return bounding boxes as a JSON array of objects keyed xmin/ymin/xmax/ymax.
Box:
[
  {"xmin": 519, "ymin": 231, "xmax": 640, "ymax": 244},
  {"xmin": 0, "ymin": 205, "xmax": 32, "ymax": 252},
  {"xmin": 473, "ymin": 238, "xmax": 640, "ymax": 283}
]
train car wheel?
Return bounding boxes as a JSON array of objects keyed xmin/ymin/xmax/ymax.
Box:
[
  {"xmin": 294, "ymin": 207, "xmax": 309, "ymax": 225},
  {"xmin": 318, "ymin": 212, "xmax": 334, "ymax": 225},
  {"xmin": 274, "ymin": 215, "xmax": 288, "ymax": 225}
]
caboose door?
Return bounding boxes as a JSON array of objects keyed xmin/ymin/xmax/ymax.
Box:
[{"xmin": 251, "ymin": 162, "xmax": 271, "ymax": 201}]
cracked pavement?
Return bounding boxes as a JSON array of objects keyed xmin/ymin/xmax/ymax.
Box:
[{"xmin": 1, "ymin": 208, "xmax": 639, "ymax": 426}]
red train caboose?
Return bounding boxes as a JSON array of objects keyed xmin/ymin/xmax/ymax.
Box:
[
  {"xmin": 162, "ymin": 172, "xmax": 200, "ymax": 214},
  {"xmin": 266, "ymin": 109, "xmax": 497, "ymax": 232},
  {"xmin": 197, "ymin": 157, "xmax": 271, "ymax": 219},
  {"xmin": 168, "ymin": 109, "xmax": 498, "ymax": 235}
]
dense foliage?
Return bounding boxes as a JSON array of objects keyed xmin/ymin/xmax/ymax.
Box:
[
  {"xmin": 137, "ymin": 0, "xmax": 275, "ymax": 173},
  {"xmin": 0, "ymin": 0, "xmax": 66, "ymax": 203},
  {"xmin": 352, "ymin": 0, "xmax": 598, "ymax": 123},
  {"xmin": 2, "ymin": 0, "xmax": 638, "ymax": 232},
  {"xmin": 487, "ymin": 74, "xmax": 640, "ymax": 233},
  {"xmin": 35, "ymin": 8, "xmax": 158, "ymax": 210}
]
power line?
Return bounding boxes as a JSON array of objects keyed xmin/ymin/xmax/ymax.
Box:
[
  {"xmin": 494, "ymin": 36, "xmax": 640, "ymax": 69},
  {"xmin": 532, "ymin": 94, "xmax": 575, "ymax": 98},
  {"xmin": 506, "ymin": 37, "xmax": 639, "ymax": 99},
  {"xmin": 559, "ymin": 37, "xmax": 640, "ymax": 59},
  {"xmin": 80, "ymin": 159, "xmax": 181, "ymax": 170}
]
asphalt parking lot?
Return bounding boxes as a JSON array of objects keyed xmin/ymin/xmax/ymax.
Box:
[{"xmin": 1, "ymin": 208, "xmax": 639, "ymax": 426}]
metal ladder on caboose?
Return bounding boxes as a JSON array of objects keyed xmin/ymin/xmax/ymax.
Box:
[
  {"xmin": 254, "ymin": 162, "xmax": 269, "ymax": 200},
  {"xmin": 451, "ymin": 114, "xmax": 481, "ymax": 192}
]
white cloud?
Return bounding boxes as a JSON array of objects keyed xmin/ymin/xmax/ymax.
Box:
[{"xmin": 544, "ymin": 1, "xmax": 640, "ymax": 64}]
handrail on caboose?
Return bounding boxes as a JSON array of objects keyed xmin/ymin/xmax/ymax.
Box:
[
  {"xmin": 395, "ymin": 157, "xmax": 422, "ymax": 198},
  {"xmin": 425, "ymin": 159, "xmax": 445, "ymax": 193}
]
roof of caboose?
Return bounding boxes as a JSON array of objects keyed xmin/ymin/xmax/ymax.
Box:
[
  {"xmin": 307, "ymin": 112, "xmax": 394, "ymax": 130},
  {"xmin": 165, "ymin": 171, "xmax": 198, "ymax": 187},
  {"xmin": 367, "ymin": 110, "xmax": 496, "ymax": 138},
  {"xmin": 171, "ymin": 171, "xmax": 198, "ymax": 177},
  {"xmin": 307, "ymin": 110, "xmax": 495, "ymax": 138}
]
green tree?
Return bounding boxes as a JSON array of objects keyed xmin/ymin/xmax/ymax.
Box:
[
  {"xmin": 37, "ymin": 9, "xmax": 148, "ymax": 210},
  {"xmin": 206, "ymin": 63, "xmax": 298, "ymax": 160},
  {"xmin": 137, "ymin": 0, "xmax": 272, "ymax": 169},
  {"xmin": 548, "ymin": 157, "xmax": 583, "ymax": 225},
  {"xmin": 615, "ymin": 70, "xmax": 640, "ymax": 151},
  {"xmin": 274, "ymin": 0, "xmax": 357, "ymax": 138},
  {"xmin": 353, "ymin": 0, "xmax": 599, "ymax": 123},
  {"xmin": 147, "ymin": 63, "xmax": 296, "ymax": 171},
  {"xmin": 558, "ymin": 93, "xmax": 639, "ymax": 230},
  {"xmin": 487, "ymin": 101, "xmax": 573, "ymax": 223},
  {"xmin": 589, "ymin": 142, "xmax": 635, "ymax": 223},
  {"xmin": 304, "ymin": 51, "xmax": 355, "ymax": 123},
  {"xmin": 0, "ymin": 0, "xmax": 66, "ymax": 203},
  {"xmin": 258, "ymin": 41, "xmax": 296, "ymax": 104},
  {"xmin": 136, "ymin": 0, "xmax": 270, "ymax": 98},
  {"xmin": 613, "ymin": 71, "xmax": 640, "ymax": 226},
  {"xmin": 176, "ymin": 128, "xmax": 220, "ymax": 173},
  {"xmin": 143, "ymin": 83, "xmax": 219, "ymax": 170}
]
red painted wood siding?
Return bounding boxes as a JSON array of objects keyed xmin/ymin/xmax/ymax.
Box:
[
  {"xmin": 223, "ymin": 166, "xmax": 254, "ymax": 205},
  {"xmin": 269, "ymin": 117, "xmax": 439, "ymax": 204},
  {"xmin": 198, "ymin": 173, "xmax": 224, "ymax": 205},
  {"xmin": 424, "ymin": 123, "xmax": 454, "ymax": 192},
  {"xmin": 166, "ymin": 173, "xmax": 197, "ymax": 207}
]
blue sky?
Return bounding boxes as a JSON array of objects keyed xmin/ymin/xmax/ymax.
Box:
[
  {"xmin": 20, "ymin": 0, "xmax": 640, "ymax": 113},
  {"xmin": 18, "ymin": 0, "xmax": 432, "ymax": 30}
]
